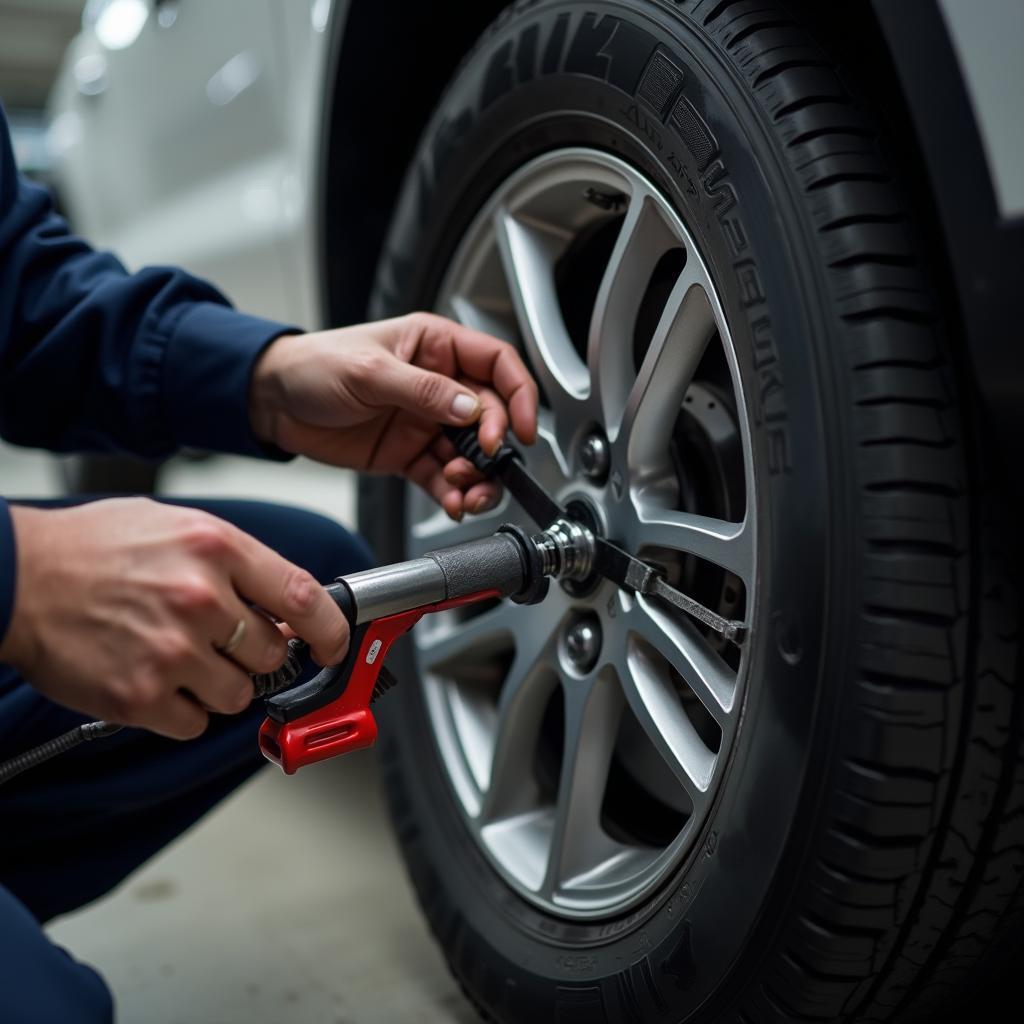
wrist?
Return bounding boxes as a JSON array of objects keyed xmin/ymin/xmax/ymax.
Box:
[{"xmin": 249, "ymin": 334, "xmax": 293, "ymax": 446}]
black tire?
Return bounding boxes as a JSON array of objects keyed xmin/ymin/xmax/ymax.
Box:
[{"xmin": 362, "ymin": 1, "xmax": 1024, "ymax": 1020}]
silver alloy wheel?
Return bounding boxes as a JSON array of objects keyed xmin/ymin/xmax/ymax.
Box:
[{"xmin": 406, "ymin": 149, "xmax": 756, "ymax": 919}]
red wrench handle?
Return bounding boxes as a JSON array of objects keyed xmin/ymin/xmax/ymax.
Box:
[{"xmin": 259, "ymin": 590, "xmax": 498, "ymax": 774}]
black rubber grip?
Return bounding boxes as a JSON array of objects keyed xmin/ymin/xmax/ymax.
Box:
[
  {"xmin": 443, "ymin": 425, "xmax": 520, "ymax": 477},
  {"xmin": 425, "ymin": 531, "xmax": 528, "ymax": 601},
  {"xmin": 264, "ymin": 580, "xmax": 360, "ymax": 724},
  {"xmin": 444, "ymin": 425, "xmax": 562, "ymax": 528},
  {"xmin": 325, "ymin": 581, "xmax": 355, "ymax": 623}
]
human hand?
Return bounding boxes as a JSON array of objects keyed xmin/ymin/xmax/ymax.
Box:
[
  {"xmin": 0, "ymin": 499, "xmax": 348, "ymax": 739},
  {"xmin": 248, "ymin": 313, "xmax": 538, "ymax": 520}
]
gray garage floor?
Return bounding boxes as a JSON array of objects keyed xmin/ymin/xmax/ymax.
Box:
[
  {"xmin": 48, "ymin": 752, "xmax": 476, "ymax": 1024},
  {"xmin": 3, "ymin": 443, "xmax": 476, "ymax": 1024}
]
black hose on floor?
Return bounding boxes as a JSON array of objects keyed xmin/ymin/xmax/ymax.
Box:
[{"xmin": 0, "ymin": 720, "xmax": 124, "ymax": 785}]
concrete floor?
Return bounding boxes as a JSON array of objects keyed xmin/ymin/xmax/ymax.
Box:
[
  {"xmin": 3, "ymin": 442, "xmax": 477, "ymax": 1024},
  {"xmin": 48, "ymin": 752, "xmax": 476, "ymax": 1024}
]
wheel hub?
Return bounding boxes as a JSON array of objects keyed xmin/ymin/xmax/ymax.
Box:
[{"xmin": 407, "ymin": 148, "xmax": 756, "ymax": 918}]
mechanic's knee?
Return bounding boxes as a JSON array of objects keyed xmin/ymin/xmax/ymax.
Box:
[
  {"xmin": 1, "ymin": 888, "xmax": 114, "ymax": 1024},
  {"xmin": 55, "ymin": 962, "xmax": 114, "ymax": 1024},
  {"xmin": 331, "ymin": 524, "xmax": 375, "ymax": 577},
  {"xmin": 5, "ymin": 962, "xmax": 112, "ymax": 1024},
  {"xmin": 161, "ymin": 498, "xmax": 375, "ymax": 581},
  {"xmin": 292, "ymin": 512, "xmax": 375, "ymax": 582}
]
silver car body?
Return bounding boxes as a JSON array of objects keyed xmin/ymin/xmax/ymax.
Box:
[{"xmin": 48, "ymin": 0, "xmax": 334, "ymax": 328}]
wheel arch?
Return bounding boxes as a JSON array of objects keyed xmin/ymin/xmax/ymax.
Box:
[{"xmin": 315, "ymin": 0, "xmax": 509, "ymax": 328}]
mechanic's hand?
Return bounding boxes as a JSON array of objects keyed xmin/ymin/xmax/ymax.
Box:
[
  {"xmin": 249, "ymin": 313, "xmax": 539, "ymax": 521},
  {"xmin": 0, "ymin": 499, "xmax": 348, "ymax": 740}
]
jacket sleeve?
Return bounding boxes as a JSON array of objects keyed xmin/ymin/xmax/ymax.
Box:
[
  {"xmin": 0, "ymin": 108, "xmax": 298, "ymax": 459},
  {"xmin": 0, "ymin": 497, "xmax": 14, "ymax": 650},
  {"xmin": 0, "ymin": 105, "xmax": 301, "ymax": 644}
]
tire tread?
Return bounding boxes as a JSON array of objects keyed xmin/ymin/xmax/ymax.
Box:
[{"xmin": 688, "ymin": 1, "xmax": 1023, "ymax": 1020}]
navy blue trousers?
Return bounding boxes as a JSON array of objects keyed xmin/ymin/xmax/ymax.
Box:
[{"xmin": 0, "ymin": 498, "xmax": 373, "ymax": 1023}]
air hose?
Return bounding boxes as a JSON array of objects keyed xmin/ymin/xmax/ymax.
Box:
[{"xmin": 0, "ymin": 638, "xmax": 306, "ymax": 786}]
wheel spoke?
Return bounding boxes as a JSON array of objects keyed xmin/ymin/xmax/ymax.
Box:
[
  {"xmin": 415, "ymin": 600, "xmax": 514, "ymax": 670},
  {"xmin": 624, "ymin": 597, "xmax": 736, "ymax": 719},
  {"xmin": 418, "ymin": 601, "xmax": 519, "ymax": 804},
  {"xmin": 542, "ymin": 672, "xmax": 624, "ymax": 895},
  {"xmin": 616, "ymin": 261, "xmax": 717, "ymax": 471},
  {"xmin": 524, "ymin": 406, "xmax": 572, "ymax": 484},
  {"xmin": 494, "ymin": 208, "xmax": 588, "ymax": 428},
  {"xmin": 616, "ymin": 637, "xmax": 716, "ymax": 801},
  {"xmin": 630, "ymin": 507, "xmax": 753, "ymax": 584},
  {"xmin": 587, "ymin": 190, "xmax": 676, "ymax": 428},
  {"xmin": 407, "ymin": 498, "xmax": 511, "ymax": 557},
  {"xmin": 448, "ymin": 293, "xmax": 517, "ymax": 343},
  {"xmin": 479, "ymin": 594, "xmax": 571, "ymax": 819}
]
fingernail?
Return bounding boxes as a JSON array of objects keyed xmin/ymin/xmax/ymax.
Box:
[
  {"xmin": 474, "ymin": 496, "xmax": 495, "ymax": 514},
  {"xmin": 484, "ymin": 435, "xmax": 504, "ymax": 456},
  {"xmin": 450, "ymin": 393, "xmax": 479, "ymax": 420}
]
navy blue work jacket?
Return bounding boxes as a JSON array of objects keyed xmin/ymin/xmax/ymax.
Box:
[{"xmin": 0, "ymin": 105, "xmax": 295, "ymax": 645}]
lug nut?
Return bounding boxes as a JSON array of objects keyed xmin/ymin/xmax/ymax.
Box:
[
  {"xmin": 533, "ymin": 518, "xmax": 595, "ymax": 581},
  {"xmin": 564, "ymin": 616, "xmax": 601, "ymax": 673},
  {"xmin": 579, "ymin": 431, "xmax": 609, "ymax": 483}
]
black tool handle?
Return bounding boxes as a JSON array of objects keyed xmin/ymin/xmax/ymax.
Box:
[
  {"xmin": 443, "ymin": 425, "xmax": 520, "ymax": 477},
  {"xmin": 264, "ymin": 581, "xmax": 361, "ymax": 724},
  {"xmin": 425, "ymin": 529, "xmax": 531, "ymax": 601},
  {"xmin": 443, "ymin": 425, "xmax": 562, "ymax": 528}
]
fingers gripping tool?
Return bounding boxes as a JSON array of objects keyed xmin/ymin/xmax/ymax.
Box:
[{"xmin": 0, "ymin": 428, "xmax": 747, "ymax": 786}]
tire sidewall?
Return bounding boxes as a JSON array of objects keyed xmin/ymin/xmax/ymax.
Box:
[{"xmin": 371, "ymin": 1, "xmax": 846, "ymax": 1016}]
